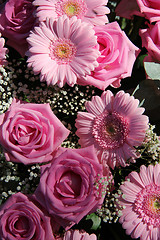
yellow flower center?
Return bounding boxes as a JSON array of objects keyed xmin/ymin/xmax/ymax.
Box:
[
  {"xmin": 55, "ymin": 0, "xmax": 88, "ymax": 19},
  {"xmin": 152, "ymin": 197, "xmax": 160, "ymax": 210},
  {"xmin": 56, "ymin": 45, "xmax": 69, "ymax": 58},
  {"xmin": 63, "ymin": 2, "xmax": 80, "ymax": 17},
  {"xmin": 49, "ymin": 38, "xmax": 76, "ymax": 64}
]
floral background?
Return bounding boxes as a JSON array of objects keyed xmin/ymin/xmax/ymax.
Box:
[{"xmin": 0, "ymin": 0, "xmax": 160, "ymax": 240}]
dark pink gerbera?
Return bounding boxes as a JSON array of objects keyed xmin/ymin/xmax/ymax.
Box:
[
  {"xmin": 75, "ymin": 90, "xmax": 149, "ymax": 169},
  {"xmin": 119, "ymin": 164, "xmax": 160, "ymax": 240}
]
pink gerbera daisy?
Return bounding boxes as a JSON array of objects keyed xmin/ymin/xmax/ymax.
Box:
[
  {"xmin": 26, "ymin": 15, "xmax": 100, "ymax": 87},
  {"xmin": 118, "ymin": 164, "xmax": 160, "ymax": 240},
  {"xmin": 75, "ymin": 90, "xmax": 149, "ymax": 169},
  {"xmin": 63, "ymin": 229, "xmax": 97, "ymax": 240},
  {"xmin": 33, "ymin": 0, "xmax": 110, "ymax": 25},
  {"xmin": 0, "ymin": 34, "xmax": 8, "ymax": 67}
]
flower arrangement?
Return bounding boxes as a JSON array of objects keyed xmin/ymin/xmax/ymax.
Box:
[{"xmin": 0, "ymin": 0, "xmax": 160, "ymax": 240}]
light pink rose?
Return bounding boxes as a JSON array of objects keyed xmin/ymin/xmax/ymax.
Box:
[
  {"xmin": 35, "ymin": 146, "xmax": 106, "ymax": 230},
  {"xmin": 136, "ymin": 0, "xmax": 160, "ymax": 23},
  {"xmin": 0, "ymin": 0, "xmax": 36, "ymax": 57},
  {"xmin": 63, "ymin": 229, "xmax": 97, "ymax": 240},
  {"xmin": 0, "ymin": 98, "xmax": 70, "ymax": 164},
  {"xmin": 0, "ymin": 192, "xmax": 55, "ymax": 240},
  {"xmin": 115, "ymin": 0, "xmax": 143, "ymax": 19},
  {"xmin": 78, "ymin": 22, "xmax": 140, "ymax": 90},
  {"xmin": 139, "ymin": 21, "xmax": 160, "ymax": 63}
]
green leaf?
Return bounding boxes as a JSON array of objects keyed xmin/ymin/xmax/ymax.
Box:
[
  {"xmin": 131, "ymin": 84, "xmax": 139, "ymax": 96},
  {"xmin": 85, "ymin": 213, "xmax": 101, "ymax": 231},
  {"xmin": 136, "ymin": 54, "xmax": 147, "ymax": 68},
  {"xmin": 144, "ymin": 62, "xmax": 160, "ymax": 80},
  {"xmin": 121, "ymin": 18, "xmax": 127, "ymax": 30},
  {"xmin": 139, "ymin": 98, "xmax": 145, "ymax": 107}
]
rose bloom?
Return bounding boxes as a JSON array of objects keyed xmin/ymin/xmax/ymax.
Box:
[
  {"xmin": 139, "ymin": 21, "xmax": 160, "ymax": 63},
  {"xmin": 136, "ymin": 0, "xmax": 160, "ymax": 23},
  {"xmin": 0, "ymin": 98, "xmax": 69, "ymax": 164},
  {"xmin": 115, "ymin": 0, "xmax": 143, "ymax": 19},
  {"xmin": 0, "ymin": 0, "xmax": 36, "ymax": 57},
  {"xmin": 33, "ymin": 0, "xmax": 110, "ymax": 26},
  {"xmin": 75, "ymin": 90, "xmax": 149, "ymax": 169},
  {"xmin": 0, "ymin": 33, "xmax": 8, "ymax": 67},
  {"xmin": 118, "ymin": 164, "xmax": 160, "ymax": 240},
  {"xmin": 26, "ymin": 15, "xmax": 100, "ymax": 87},
  {"xmin": 78, "ymin": 22, "xmax": 140, "ymax": 90},
  {"xmin": 0, "ymin": 192, "xmax": 55, "ymax": 240},
  {"xmin": 63, "ymin": 229, "xmax": 97, "ymax": 240},
  {"xmin": 34, "ymin": 146, "xmax": 106, "ymax": 230}
]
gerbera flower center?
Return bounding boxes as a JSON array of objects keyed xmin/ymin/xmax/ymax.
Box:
[
  {"xmin": 154, "ymin": 199, "xmax": 160, "ymax": 209},
  {"xmin": 92, "ymin": 111, "xmax": 129, "ymax": 150},
  {"xmin": 49, "ymin": 38, "xmax": 76, "ymax": 64},
  {"xmin": 55, "ymin": 0, "xmax": 88, "ymax": 18},
  {"xmin": 134, "ymin": 184, "xmax": 160, "ymax": 227}
]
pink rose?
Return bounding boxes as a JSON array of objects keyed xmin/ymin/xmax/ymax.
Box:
[
  {"xmin": 115, "ymin": 0, "xmax": 143, "ymax": 19},
  {"xmin": 136, "ymin": 0, "xmax": 160, "ymax": 23},
  {"xmin": 0, "ymin": 0, "xmax": 36, "ymax": 57},
  {"xmin": 0, "ymin": 192, "xmax": 55, "ymax": 240},
  {"xmin": 63, "ymin": 229, "xmax": 97, "ymax": 240},
  {"xmin": 139, "ymin": 21, "xmax": 160, "ymax": 63},
  {"xmin": 35, "ymin": 146, "xmax": 106, "ymax": 230},
  {"xmin": 78, "ymin": 22, "xmax": 140, "ymax": 90},
  {"xmin": 0, "ymin": 98, "xmax": 69, "ymax": 164}
]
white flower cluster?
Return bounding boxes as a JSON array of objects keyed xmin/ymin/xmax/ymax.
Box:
[
  {"xmin": 138, "ymin": 124, "xmax": 160, "ymax": 162},
  {"xmin": 0, "ymin": 67, "xmax": 13, "ymax": 114}
]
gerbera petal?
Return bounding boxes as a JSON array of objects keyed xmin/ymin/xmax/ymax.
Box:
[
  {"xmin": 70, "ymin": 61, "xmax": 86, "ymax": 76},
  {"xmin": 124, "ymin": 211, "xmax": 138, "ymax": 222},
  {"xmin": 65, "ymin": 65, "xmax": 77, "ymax": 86},
  {"xmin": 139, "ymin": 165, "xmax": 151, "ymax": 186},
  {"xmin": 141, "ymin": 226, "xmax": 150, "ymax": 240},
  {"xmin": 154, "ymin": 164, "xmax": 160, "ymax": 186},
  {"xmin": 122, "ymin": 221, "xmax": 136, "ymax": 234},
  {"xmin": 122, "ymin": 181, "xmax": 141, "ymax": 195},
  {"xmin": 101, "ymin": 90, "xmax": 113, "ymax": 111},
  {"xmin": 56, "ymin": 15, "xmax": 65, "ymax": 38},
  {"xmin": 0, "ymin": 34, "xmax": 8, "ymax": 67},
  {"xmin": 76, "ymin": 112, "xmax": 95, "ymax": 121},
  {"xmin": 41, "ymin": 24, "xmax": 56, "ymax": 40},
  {"xmin": 132, "ymin": 221, "xmax": 146, "ymax": 239},
  {"xmin": 78, "ymin": 136, "xmax": 94, "ymax": 147},
  {"xmin": 57, "ymin": 64, "xmax": 66, "ymax": 87},
  {"xmin": 129, "ymin": 171, "xmax": 145, "ymax": 188},
  {"xmin": 63, "ymin": 16, "xmax": 70, "ymax": 38},
  {"xmin": 85, "ymin": 96, "xmax": 104, "ymax": 115},
  {"xmin": 147, "ymin": 164, "xmax": 154, "ymax": 183},
  {"xmin": 151, "ymin": 227, "xmax": 159, "ymax": 240}
]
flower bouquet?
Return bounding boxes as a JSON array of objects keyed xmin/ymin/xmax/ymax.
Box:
[{"xmin": 0, "ymin": 0, "xmax": 160, "ymax": 239}]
